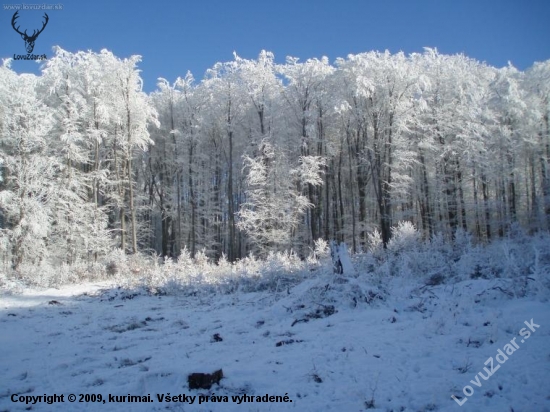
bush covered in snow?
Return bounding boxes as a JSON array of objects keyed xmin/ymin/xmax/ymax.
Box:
[
  {"xmin": 356, "ymin": 223, "xmax": 550, "ymax": 300},
  {"xmin": 2, "ymin": 223, "xmax": 549, "ymax": 302}
]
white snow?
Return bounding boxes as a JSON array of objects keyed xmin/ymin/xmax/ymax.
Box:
[
  {"xmin": 1, "ymin": 274, "xmax": 549, "ymax": 412},
  {"xmin": 337, "ymin": 243, "xmax": 355, "ymax": 276}
]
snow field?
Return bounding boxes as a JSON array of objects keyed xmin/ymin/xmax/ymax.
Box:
[{"xmin": 1, "ymin": 274, "xmax": 549, "ymax": 412}]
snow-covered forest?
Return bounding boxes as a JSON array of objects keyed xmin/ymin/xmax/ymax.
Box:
[
  {"xmin": 1, "ymin": 47, "xmax": 550, "ymax": 412},
  {"xmin": 0, "ymin": 47, "xmax": 549, "ymax": 278}
]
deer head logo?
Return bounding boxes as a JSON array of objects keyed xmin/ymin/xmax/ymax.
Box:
[{"xmin": 11, "ymin": 11, "xmax": 49, "ymax": 54}]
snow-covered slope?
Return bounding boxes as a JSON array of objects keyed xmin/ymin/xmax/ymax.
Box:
[{"xmin": 1, "ymin": 274, "xmax": 549, "ymax": 412}]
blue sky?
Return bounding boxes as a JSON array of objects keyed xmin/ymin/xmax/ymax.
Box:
[{"xmin": 1, "ymin": 0, "xmax": 549, "ymax": 92}]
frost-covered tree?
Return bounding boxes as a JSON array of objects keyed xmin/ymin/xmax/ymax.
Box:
[
  {"xmin": 278, "ymin": 56, "xmax": 335, "ymax": 245},
  {"xmin": 524, "ymin": 61, "xmax": 550, "ymax": 229},
  {"xmin": 0, "ymin": 63, "xmax": 55, "ymax": 270},
  {"xmin": 2, "ymin": 47, "xmax": 549, "ymax": 271},
  {"xmin": 334, "ymin": 51, "xmax": 417, "ymax": 247},
  {"xmin": 39, "ymin": 49, "xmax": 112, "ymax": 264},
  {"xmin": 238, "ymin": 141, "xmax": 325, "ymax": 255}
]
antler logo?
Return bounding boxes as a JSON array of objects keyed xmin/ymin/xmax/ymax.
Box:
[{"xmin": 11, "ymin": 11, "xmax": 49, "ymax": 54}]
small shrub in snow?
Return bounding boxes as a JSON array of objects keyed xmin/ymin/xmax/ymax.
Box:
[
  {"xmin": 453, "ymin": 228, "xmax": 474, "ymax": 257},
  {"xmin": 313, "ymin": 238, "xmax": 330, "ymax": 259},
  {"xmin": 307, "ymin": 238, "xmax": 330, "ymax": 265},
  {"xmin": 387, "ymin": 221, "xmax": 421, "ymax": 255},
  {"xmin": 119, "ymin": 247, "xmax": 318, "ymax": 297},
  {"xmin": 366, "ymin": 229, "xmax": 384, "ymax": 261}
]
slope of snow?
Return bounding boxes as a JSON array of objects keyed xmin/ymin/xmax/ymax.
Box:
[{"xmin": 1, "ymin": 273, "xmax": 549, "ymax": 412}]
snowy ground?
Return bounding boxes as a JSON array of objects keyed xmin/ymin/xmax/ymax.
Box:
[{"xmin": 1, "ymin": 273, "xmax": 549, "ymax": 412}]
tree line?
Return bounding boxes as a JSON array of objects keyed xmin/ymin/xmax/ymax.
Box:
[{"xmin": 0, "ymin": 47, "xmax": 548, "ymax": 270}]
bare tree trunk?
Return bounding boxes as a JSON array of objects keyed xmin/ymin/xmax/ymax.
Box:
[
  {"xmin": 355, "ymin": 128, "xmax": 368, "ymax": 248},
  {"xmin": 540, "ymin": 115, "xmax": 550, "ymax": 228},
  {"xmin": 481, "ymin": 172, "xmax": 491, "ymax": 240},
  {"xmin": 443, "ymin": 155, "xmax": 458, "ymax": 236},
  {"xmin": 498, "ymin": 178, "xmax": 506, "ymax": 237},
  {"xmin": 324, "ymin": 156, "xmax": 330, "ymax": 241},
  {"xmin": 189, "ymin": 139, "xmax": 196, "ymax": 258},
  {"xmin": 317, "ymin": 106, "xmax": 326, "ymax": 241},
  {"xmin": 114, "ymin": 125, "xmax": 126, "ymax": 251},
  {"xmin": 337, "ymin": 147, "xmax": 345, "ymax": 243},
  {"xmin": 418, "ymin": 148, "xmax": 433, "ymax": 237},
  {"xmin": 457, "ymin": 160, "xmax": 467, "ymax": 231},
  {"xmin": 380, "ymin": 115, "xmax": 393, "ymax": 247},
  {"xmin": 530, "ymin": 153, "xmax": 538, "ymax": 227},
  {"xmin": 346, "ymin": 128, "xmax": 357, "ymax": 253},
  {"xmin": 127, "ymin": 155, "xmax": 138, "ymax": 254},
  {"xmin": 472, "ymin": 163, "xmax": 481, "ymax": 238},
  {"xmin": 211, "ymin": 135, "xmax": 223, "ymax": 260},
  {"xmin": 507, "ymin": 152, "xmax": 517, "ymax": 224},
  {"xmin": 330, "ymin": 159, "xmax": 340, "ymax": 241},
  {"xmin": 123, "ymin": 81, "xmax": 138, "ymax": 254},
  {"xmin": 227, "ymin": 99, "xmax": 236, "ymax": 261}
]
